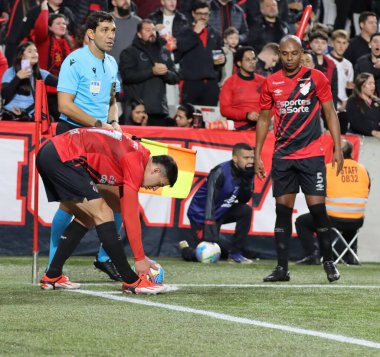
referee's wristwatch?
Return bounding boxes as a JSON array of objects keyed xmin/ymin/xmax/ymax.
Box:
[{"xmin": 95, "ymin": 120, "xmax": 102, "ymax": 127}]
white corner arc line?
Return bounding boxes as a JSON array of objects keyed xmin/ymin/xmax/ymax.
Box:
[{"xmin": 72, "ymin": 289, "xmax": 380, "ymax": 350}]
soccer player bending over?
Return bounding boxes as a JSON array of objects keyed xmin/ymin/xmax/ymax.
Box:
[
  {"xmin": 37, "ymin": 128, "xmax": 178, "ymax": 294},
  {"xmin": 255, "ymin": 35, "xmax": 344, "ymax": 283}
]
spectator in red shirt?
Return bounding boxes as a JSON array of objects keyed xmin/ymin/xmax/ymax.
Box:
[
  {"xmin": 219, "ymin": 46, "xmax": 265, "ymax": 130},
  {"xmin": 33, "ymin": 7, "xmax": 75, "ymax": 120}
]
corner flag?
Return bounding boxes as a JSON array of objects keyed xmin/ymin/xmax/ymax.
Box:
[{"xmin": 138, "ymin": 138, "xmax": 197, "ymax": 199}]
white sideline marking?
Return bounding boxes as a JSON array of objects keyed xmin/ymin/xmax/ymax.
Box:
[
  {"xmin": 72, "ymin": 289, "xmax": 380, "ymax": 350},
  {"xmin": 80, "ymin": 283, "xmax": 380, "ymax": 289}
]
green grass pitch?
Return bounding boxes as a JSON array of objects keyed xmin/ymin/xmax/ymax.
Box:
[{"xmin": 1, "ymin": 257, "xmax": 380, "ymax": 356}]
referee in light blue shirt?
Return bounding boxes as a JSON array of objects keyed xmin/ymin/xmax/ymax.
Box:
[{"xmin": 48, "ymin": 11, "xmax": 124, "ymax": 283}]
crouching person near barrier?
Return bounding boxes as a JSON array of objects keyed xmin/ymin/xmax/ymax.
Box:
[
  {"xmin": 179, "ymin": 142, "xmax": 255, "ymax": 263},
  {"xmin": 37, "ymin": 127, "xmax": 178, "ymax": 295}
]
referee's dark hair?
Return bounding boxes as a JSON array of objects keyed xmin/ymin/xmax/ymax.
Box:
[
  {"xmin": 234, "ymin": 46, "xmax": 255, "ymax": 67},
  {"xmin": 152, "ymin": 155, "xmax": 178, "ymax": 187},
  {"xmin": 85, "ymin": 11, "xmax": 114, "ymax": 31},
  {"xmin": 232, "ymin": 142, "xmax": 254, "ymax": 156}
]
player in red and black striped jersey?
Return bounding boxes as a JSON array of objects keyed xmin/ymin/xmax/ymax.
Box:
[
  {"xmin": 255, "ymin": 35, "xmax": 344, "ymax": 283},
  {"xmin": 37, "ymin": 128, "xmax": 178, "ymax": 294}
]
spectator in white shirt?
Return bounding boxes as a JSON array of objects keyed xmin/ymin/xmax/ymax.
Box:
[{"xmin": 326, "ymin": 30, "xmax": 354, "ymax": 112}]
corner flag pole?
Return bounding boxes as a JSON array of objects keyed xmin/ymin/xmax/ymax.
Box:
[
  {"xmin": 32, "ymin": 98, "xmax": 41, "ymax": 285},
  {"xmin": 32, "ymin": 80, "xmax": 51, "ymax": 284}
]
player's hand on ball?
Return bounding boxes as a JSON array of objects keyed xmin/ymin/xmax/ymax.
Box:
[
  {"xmin": 148, "ymin": 258, "xmax": 159, "ymax": 271},
  {"xmin": 134, "ymin": 257, "xmax": 155, "ymax": 282}
]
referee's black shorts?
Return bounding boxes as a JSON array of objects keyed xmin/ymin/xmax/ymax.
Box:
[
  {"xmin": 271, "ymin": 156, "xmax": 326, "ymax": 197},
  {"xmin": 36, "ymin": 140, "xmax": 101, "ymax": 203}
]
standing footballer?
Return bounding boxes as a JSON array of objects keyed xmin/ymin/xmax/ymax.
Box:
[{"xmin": 255, "ymin": 35, "xmax": 344, "ymax": 282}]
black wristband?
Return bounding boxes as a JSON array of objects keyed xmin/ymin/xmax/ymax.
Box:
[{"xmin": 108, "ymin": 120, "xmax": 118, "ymax": 125}]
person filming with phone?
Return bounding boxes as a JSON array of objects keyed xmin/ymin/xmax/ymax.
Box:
[{"xmin": 1, "ymin": 41, "xmax": 57, "ymax": 121}]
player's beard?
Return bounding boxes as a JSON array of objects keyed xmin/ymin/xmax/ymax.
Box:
[{"xmin": 117, "ymin": 5, "xmax": 130, "ymax": 17}]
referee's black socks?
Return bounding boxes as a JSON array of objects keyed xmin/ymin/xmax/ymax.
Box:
[
  {"xmin": 47, "ymin": 220, "xmax": 89, "ymax": 278},
  {"xmin": 275, "ymin": 204, "xmax": 293, "ymax": 270},
  {"xmin": 309, "ymin": 203, "xmax": 333, "ymax": 262},
  {"xmin": 96, "ymin": 221, "xmax": 139, "ymax": 284}
]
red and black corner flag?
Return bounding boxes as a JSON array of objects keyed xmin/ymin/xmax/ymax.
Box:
[{"xmin": 34, "ymin": 80, "xmax": 51, "ymax": 134}]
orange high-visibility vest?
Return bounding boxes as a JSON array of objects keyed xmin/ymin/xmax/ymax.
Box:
[{"xmin": 326, "ymin": 159, "xmax": 370, "ymax": 219}]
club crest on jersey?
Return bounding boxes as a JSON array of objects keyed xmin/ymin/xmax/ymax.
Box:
[
  {"xmin": 90, "ymin": 80, "xmax": 101, "ymax": 96},
  {"xmin": 300, "ymin": 81, "xmax": 311, "ymax": 96}
]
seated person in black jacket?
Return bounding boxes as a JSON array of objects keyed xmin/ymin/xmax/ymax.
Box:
[
  {"xmin": 1, "ymin": 41, "xmax": 57, "ymax": 121},
  {"xmin": 345, "ymin": 72, "xmax": 380, "ymax": 139},
  {"xmin": 179, "ymin": 142, "xmax": 255, "ymax": 264}
]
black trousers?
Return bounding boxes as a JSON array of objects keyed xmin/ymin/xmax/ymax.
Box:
[
  {"xmin": 295, "ymin": 213, "xmax": 363, "ymax": 261},
  {"xmin": 334, "ymin": 0, "xmax": 354, "ymax": 31},
  {"xmin": 181, "ymin": 79, "xmax": 220, "ymax": 106},
  {"xmin": 182, "ymin": 203, "xmax": 252, "ymax": 261}
]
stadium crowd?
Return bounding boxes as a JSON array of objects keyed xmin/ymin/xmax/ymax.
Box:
[{"xmin": 0, "ymin": 0, "xmax": 379, "ymax": 135}]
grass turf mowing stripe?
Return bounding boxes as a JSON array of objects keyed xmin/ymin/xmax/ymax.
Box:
[{"xmin": 72, "ymin": 289, "xmax": 380, "ymax": 350}]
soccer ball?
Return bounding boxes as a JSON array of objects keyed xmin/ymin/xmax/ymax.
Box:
[
  {"xmin": 132, "ymin": 261, "xmax": 165, "ymax": 284},
  {"xmin": 195, "ymin": 242, "xmax": 221, "ymax": 263}
]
